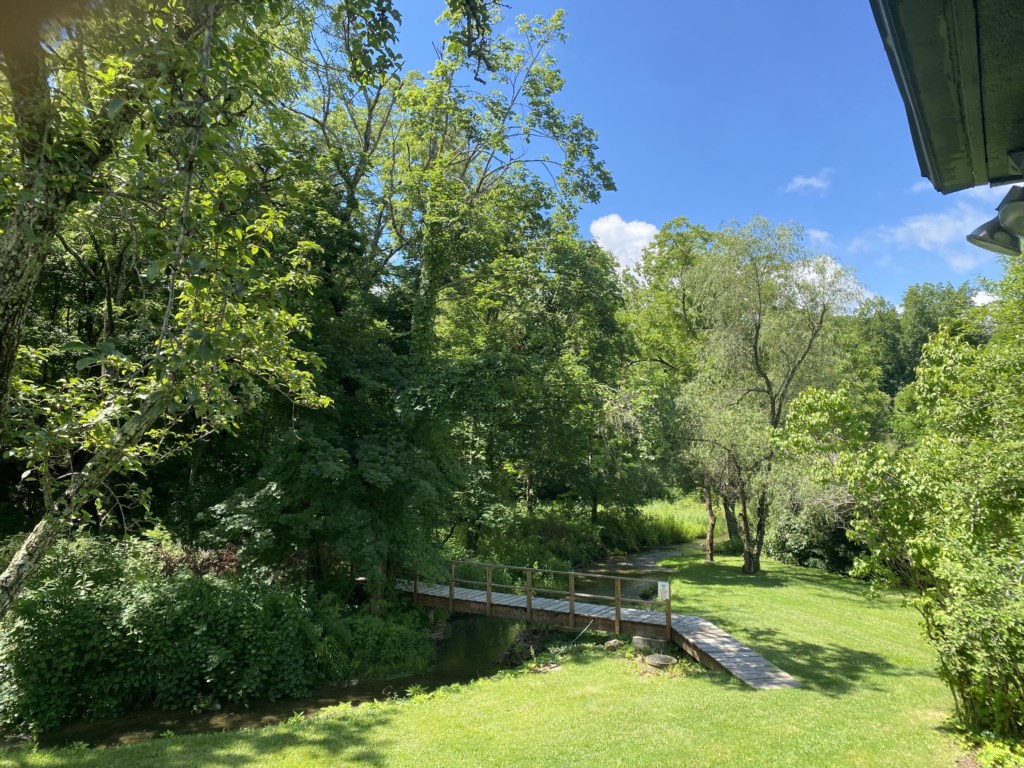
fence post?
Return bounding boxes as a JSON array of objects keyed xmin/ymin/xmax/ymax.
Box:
[
  {"xmin": 568, "ymin": 572, "xmax": 575, "ymax": 629},
  {"xmin": 449, "ymin": 560, "xmax": 455, "ymax": 611},
  {"xmin": 614, "ymin": 577, "xmax": 621, "ymax": 634},
  {"xmin": 486, "ymin": 564, "xmax": 493, "ymax": 617},
  {"xmin": 526, "ymin": 568, "xmax": 533, "ymax": 622},
  {"xmin": 665, "ymin": 581, "xmax": 672, "ymax": 641}
]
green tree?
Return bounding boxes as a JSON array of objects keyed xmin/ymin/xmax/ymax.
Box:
[
  {"xmin": 676, "ymin": 218, "xmax": 855, "ymax": 573},
  {"xmin": 0, "ymin": 0, "xmax": 516, "ymax": 619},
  {"xmin": 843, "ymin": 283, "xmax": 980, "ymax": 399},
  {"xmin": 787, "ymin": 323, "xmax": 1023, "ymax": 737},
  {"xmin": 154, "ymin": 8, "xmax": 617, "ymax": 591},
  {"xmin": 0, "ymin": 0, "xmax": 343, "ymax": 618}
]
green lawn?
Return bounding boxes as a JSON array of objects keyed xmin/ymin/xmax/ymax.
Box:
[{"xmin": 1, "ymin": 552, "xmax": 959, "ymax": 768}]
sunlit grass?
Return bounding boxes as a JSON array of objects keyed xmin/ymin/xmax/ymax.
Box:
[
  {"xmin": 3, "ymin": 552, "xmax": 960, "ymax": 768},
  {"xmin": 640, "ymin": 495, "xmax": 707, "ymax": 543}
]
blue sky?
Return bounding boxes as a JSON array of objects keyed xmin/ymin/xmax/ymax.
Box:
[{"xmin": 396, "ymin": 1, "xmax": 1008, "ymax": 304}]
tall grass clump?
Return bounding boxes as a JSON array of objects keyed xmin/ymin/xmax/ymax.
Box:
[{"xmin": 641, "ymin": 497, "xmax": 707, "ymax": 542}]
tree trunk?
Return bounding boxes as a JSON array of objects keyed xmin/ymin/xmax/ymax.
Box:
[
  {"xmin": 590, "ymin": 494, "xmax": 599, "ymax": 525},
  {"xmin": 742, "ymin": 541, "xmax": 761, "ymax": 574},
  {"xmin": 736, "ymin": 490, "xmax": 759, "ymax": 574},
  {"xmin": 739, "ymin": 490, "xmax": 768, "ymax": 575},
  {"xmin": 465, "ymin": 513, "xmax": 482, "ymax": 552},
  {"xmin": 369, "ymin": 559, "xmax": 385, "ymax": 616},
  {"xmin": 0, "ymin": 41, "xmax": 61, "ymax": 413},
  {"xmin": 0, "ymin": 26, "xmax": 145, "ymax": 414},
  {"xmin": 750, "ymin": 490, "xmax": 769, "ymax": 574},
  {"xmin": 0, "ymin": 516, "xmax": 60, "ymax": 619},
  {"xmin": 721, "ymin": 495, "xmax": 740, "ymax": 543},
  {"xmin": 703, "ymin": 486, "xmax": 716, "ymax": 563}
]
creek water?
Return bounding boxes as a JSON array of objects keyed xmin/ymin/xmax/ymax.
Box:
[{"xmin": 34, "ymin": 543, "xmax": 687, "ymax": 749}]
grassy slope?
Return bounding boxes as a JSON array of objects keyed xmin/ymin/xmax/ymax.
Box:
[{"xmin": 2, "ymin": 552, "xmax": 958, "ymax": 768}]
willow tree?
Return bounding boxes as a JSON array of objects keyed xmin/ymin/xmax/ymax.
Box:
[{"xmin": 669, "ymin": 218, "xmax": 856, "ymax": 573}]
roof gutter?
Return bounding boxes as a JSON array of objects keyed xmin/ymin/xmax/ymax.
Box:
[{"xmin": 869, "ymin": 0, "xmax": 943, "ymax": 191}]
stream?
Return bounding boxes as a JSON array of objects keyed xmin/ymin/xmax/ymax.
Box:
[{"xmin": 34, "ymin": 543, "xmax": 686, "ymax": 749}]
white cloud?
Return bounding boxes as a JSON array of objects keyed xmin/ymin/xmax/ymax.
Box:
[
  {"xmin": 850, "ymin": 200, "xmax": 999, "ymax": 274},
  {"xmin": 875, "ymin": 202, "xmax": 982, "ymax": 252},
  {"xmin": 973, "ymin": 290, "xmax": 998, "ymax": 306},
  {"xmin": 806, "ymin": 228, "xmax": 831, "ymax": 249},
  {"xmin": 946, "ymin": 251, "xmax": 992, "ymax": 273},
  {"xmin": 910, "ymin": 180, "xmax": 933, "ymax": 193},
  {"xmin": 589, "ymin": 214, "xmax": 657, "ymax": 272},
  {"xmin": 785, "ymin": 168, "xmax": 833, "ymax": 194}
]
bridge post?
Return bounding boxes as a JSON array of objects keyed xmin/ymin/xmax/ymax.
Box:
[
  {"xmin": 526, "ymin": 568, "xmax": 533, "ymax": 622},
  {"xmin": 449, "ymin": 561, "xmax": 454, "ymax": 611},
  {"xmin": 665, "ymin": 581, "xmax": 672, "ymax": 641},
  {"xmin": 568, "ymin": 572, "xmax": 575, "ymax": 629},
  {"xmin": 486, "ymin": 565, "xmax": 492, "ymax": 617},
  {"xmin": 614, "ymin": 578, "xmax": 621, "ymax": 634}
]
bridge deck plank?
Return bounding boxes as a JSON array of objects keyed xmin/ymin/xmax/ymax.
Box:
[{"xmin": 397, "ymin": 579, "xmax": 800, "ymax": 691}]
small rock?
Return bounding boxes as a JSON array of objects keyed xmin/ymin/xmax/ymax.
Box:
[{"xmin": 604, "ymin": 639, "xmax": 624, "ymax": 651}]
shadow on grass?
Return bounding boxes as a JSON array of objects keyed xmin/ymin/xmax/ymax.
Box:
[
  {"xmin": 732, "ymin": 626, "xmax": 921, "ymax": 696},
  {"xmin": 658, "ymin": 553, "xmax": 929, "ymax": 697},
  {"xmin": 664, "ymin": 554, "xmax": 899, "ymax": 603},
  {"xmin": 3, "ymin": 709, "xmax": 395, "ymax": 768}
]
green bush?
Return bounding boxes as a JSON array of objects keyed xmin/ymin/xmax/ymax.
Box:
[
  {"xmin": 764, "ymin": 505, "xmax": 862, "ymax": 574},
  {"xmin": 0, "ymin": 537, "xmax": 433, "ymax": 732},
  {"xmin": 602, "ymin": 502, "xmax": 704, "ymax": 553},
  {"xmin": 309, "ymin": 597, "xmax": 434, "ymax": 681},
  {"xmin": 471, "ymin": 501, "xmax": 602, "ymax": 568},
  {"xmin": 344, "ymin": 611, "xmax": 435, "ymax": 678},
  {"xmin": 0, "ymin": 540, "xmax": 144, "ymax": 729},
  {"xmin": 925, "ymin": 557, "xmax": 1024, "ymax": 740},
  {"xmin": 123, "ymin": 572, "xmax": 320, "ymax": 710}
]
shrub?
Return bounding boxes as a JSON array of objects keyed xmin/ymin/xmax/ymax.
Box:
[
  {"xmin": 466, "ymin": 499, "xmax": 703, "ymax": 570},
  {"xmin": 764, "ymin": 505, "xmax": 862, "ymax": 574},
  {"xmin": 0, "ymin": 536, "xmax": 433, "ymax": 732},
  {"xmin": 123, "ymin": 571, "xmax": 320, "ymax": 710},
  {"xmin": 309, "ymin": 598, "xmax": 434, "ymax": 681},
  {"xmin": 344, "ymin": 611, "xmax": 435, "ymax": 678},
  {"xmin": 0, "ymin": 539, "xmax": 144, "ymax": 730}
]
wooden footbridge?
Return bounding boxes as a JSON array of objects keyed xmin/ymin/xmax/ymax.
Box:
[{"xmin": 398, "ymin": 560, "xmax": 800, "ymax": 690}]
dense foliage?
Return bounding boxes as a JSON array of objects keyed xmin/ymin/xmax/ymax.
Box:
[
  {"xmin": 0, "ymin": 536, "xmax": 434, "ymax": 731},
  {"xmin": 0, "ymin": 0, "xmax": 1019, "ymax": 745},
  {"xmin": 785, "ymin": 275, "xmax": 1023, "ymax": 737}
]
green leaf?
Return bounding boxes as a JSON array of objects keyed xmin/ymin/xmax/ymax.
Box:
[{"xmin": 106, "ymin": 97, "xmax": 128, "ymax": 122}]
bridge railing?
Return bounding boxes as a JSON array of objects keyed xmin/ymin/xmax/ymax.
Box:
[{"xmin": 409, "ymin": 560, "xmax": 672, "ymax": 640}]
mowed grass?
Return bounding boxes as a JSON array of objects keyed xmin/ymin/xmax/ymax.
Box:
[{"xmin": 1, "ymin": 552, "xmax": 958, "ymax": 768}]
